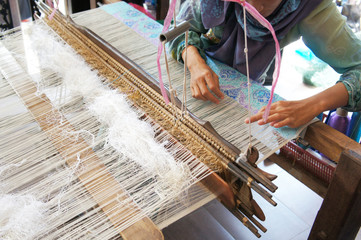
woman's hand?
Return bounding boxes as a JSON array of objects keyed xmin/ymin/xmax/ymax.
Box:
[
  {"xmin": 183, "ymin": 46, "xmax": 224, "ymax": 104},
  {"xmin": 245, "ymin": 82, "xmax": 349, "ymax": 128},
  {"xmin": 245, "ymin": 100, "xmax": 319, "ymax": 128}
]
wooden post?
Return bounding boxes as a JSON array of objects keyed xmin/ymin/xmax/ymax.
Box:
[
  {"xmin": 90, "ymin": 0, "xmax": 97, "ymax": 9},
  {"xmin": 156, "ymin": 0, "xmax": 169, "ymax": 20},
  {"xmin": 309, "ymin": 150, "xmax": 361, "ymax": 240}
]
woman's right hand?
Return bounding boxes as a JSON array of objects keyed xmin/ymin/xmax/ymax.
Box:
[
  {"xmin": 183, "ymin": 46, "xmax": 224, "ymax": 104},
  {"xmin": 245, "ymin": 82, "xmax": 349, "ymax": 128}
]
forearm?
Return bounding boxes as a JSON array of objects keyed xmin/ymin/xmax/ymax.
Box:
[
  {"xmin": 182, "ymin": 45, "xmax": 206, "ymax": 71},
  {"xmin": 181, "ymin": 45, "xmax": 224, "ymax": 103},
  {"xmin": 306, "ymin": 82, "xmax": 349, "ymax": 114},
  {"xmin": 246, "ymin": 82, "xmax": 349, "ymax": 128},
  {"xmin": 336, "ymin": 69, "xmax": 361, "ymax": 111},
  {"xmin": 167, "ymin": 0, "xmax": 209, "ymax": 63}
]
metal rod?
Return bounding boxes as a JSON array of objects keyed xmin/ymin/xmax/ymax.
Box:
[{"xmin": 159, "ymin": 20, "xmax": 191, "ymax": 43}]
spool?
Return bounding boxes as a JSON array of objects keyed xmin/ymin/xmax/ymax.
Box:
[
  {"xmin": 327, "ymin": 108, "xmax": 350, "ymax": 135},
  {"xmin": 346, "ymin": 111, "xmax": 361, "ymax": 142}
]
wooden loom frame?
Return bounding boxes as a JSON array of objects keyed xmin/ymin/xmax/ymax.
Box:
[
  {"xmin": 268, "ymin": 105, "xmax": 361, "ymax": 239},
  {"xmin": 57, "ymin": 18, "xmax": 361, "ymax": 239},
  {"xmin": 7, "ymin": 2, "xmax": 360, "ymax": 239},
  {"xmin": 309, "ymin": 149, "xmax": 361, "ymax": 239},
  {"xmin": 14, "ymin": 3, "xmax": 244, "ymax": 239},
  {"xmin": 301, "ymin": 123, "xmax": 361, "ymax": 240}
]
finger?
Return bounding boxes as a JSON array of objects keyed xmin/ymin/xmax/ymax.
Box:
[
  {"xmin": 270, "ymin": 118, "xmax": 292, "ymax": 128},
  {"xmin": 258, "ymin": 105, "xmax": 267, "ymax": 113},
  {"xmin": 198, "ymin": 78, "xmax": 220, "ymax": 104},
  {"xmin": 203, "ymin": 71, "xmax": 223, "ymax": 101},
  {"xmin": 210, "ymin": 85, "xmax": 224, "ymax": 100},
  {"xmin": 209, "ymin": 73, "xmax": 224, "ymax": 99},
  {"xmin": 257, "ymin": 118, "xmax": 267, "ymax": 125},
  {"xmin": 245, "ymin": 112, "xmax": 264, "ymax": 124},
  {"xmin": 202, "ymin": 88, "xmax": 220, "ymax": 104},
  {"xmin": 191, "ymin": 85, "xmax": 207, "ymax": 101},
  {"xmin": 245, "ymin": 105, "xmax": 278, "ymax": 124},
  {"xmin": 262, "ymin": 113, "xmax": 288, "ymax": 125},
  {"xmin": 255, "ymin": 112, "xmax": 284, "ymax": 126},
  {"xmin": 260, "ymin": 103, "xmax": 279, "ymax": 113}
]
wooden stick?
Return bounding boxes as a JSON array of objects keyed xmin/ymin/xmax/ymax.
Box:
[
  {"xmin": 309, "ymin": 150, "xmax": 361, "ymax": 240},
  {"xmin": 305, "ymin": 121, "xmax": 361, "ymax": 162}
]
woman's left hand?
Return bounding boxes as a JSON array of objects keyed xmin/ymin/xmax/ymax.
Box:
[
  {"xmin": 244, "ymin": 99, "xmax": 319, "ymax": 128},
  {"xmin": 245, "ymin": 82, "xmax": 349, "ymax": 129}
]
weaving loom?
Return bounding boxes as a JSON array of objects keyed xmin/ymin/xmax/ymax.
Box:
[{"xmin": 1, "ymin": 1, "xmax": 361, "ymax": 239}]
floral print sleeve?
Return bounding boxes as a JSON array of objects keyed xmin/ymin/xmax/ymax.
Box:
[
  {"xmin": 299, "ymin": 0, "xmax": 361, "ymax": 111},
  {"xmin": 167, "ymin": 0, "xmax": 208, "ymax": 63},
  {"xmin": 169, "ymin": 0, "xmax": 361, "ymax": 111},
  {"xmin": 167, "ymin": 0, "xmax": 224, "ymax": 63}
]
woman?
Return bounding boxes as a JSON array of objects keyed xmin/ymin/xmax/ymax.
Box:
[{"xmin": 168, "ymin": 0, "xmax": 361, "ymax": 128}]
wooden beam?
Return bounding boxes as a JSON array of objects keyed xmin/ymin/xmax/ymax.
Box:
[
  {"xmin": 156, "ymin": 0, "xmax": 169, "ymax": 20},
  {"xmin": 309, "ymin": 150, "xmax": 361, "ymax": 240},
  {"xmin": 90, "ymin": 0, "xmax": 97, "ymax": 9},
  {"xmin": 304, "ymin": 121, "xmax": 361, "ymax": 163}
]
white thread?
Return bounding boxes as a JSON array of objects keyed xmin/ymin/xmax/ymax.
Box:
[
  {"xmin": 0, "ymin": 194, "xmax": 47, "ymax": 240},
  {"xmin": 236, "ymin": 152, "xmax": 247, "ymax": 164},
  {"xmin": 243, "ymin": 5, "xmax": 253, "ymax": 151},
  {"xmin": 0, "ymin": 11, "xmax": 300, "ymax": 238},
  {"xmin": 67, "ymin": 7, "xmax": 293, "ymax": 162}
]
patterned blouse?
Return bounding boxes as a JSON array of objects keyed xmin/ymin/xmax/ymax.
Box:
[{"xmin": 168, "ymin": 0, "xmax": 361, "ymax": 111}]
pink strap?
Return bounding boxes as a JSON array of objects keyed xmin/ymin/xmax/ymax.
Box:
[
  {"xmin": 225, "ymin": 0, "xmax": 281, "ymax": 122},
  {"xmin": 157, "ymin": 43, "xmax": 169, "ymax": 104},
  {"xmin": 46, "ymin": 0, "xmax": 54, "ymax": 8},
  {"xmin": 157, "ymin": 0, "xmax": 178, "ymax": 104},
  {"xmin": 47, "ymin": 0, "xmax": 59, "ymax": 20}
]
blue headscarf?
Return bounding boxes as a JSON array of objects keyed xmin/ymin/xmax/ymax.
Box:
[{"xmin": 200, "ymin": 0, "xmax": 323, "ymax": 81}]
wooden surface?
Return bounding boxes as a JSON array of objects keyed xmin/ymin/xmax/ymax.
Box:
[
  {"xmin": 201, "ymin": 172, "xmax": 236, "ymax": 209},
  {"xmin": 156, "ymin": 0, "xmax": 169, "ymax": 20},
  {"xmin": 9, "ymin": 0, "xmax": 21, "ymax": 28},
  {"xmin": 102, "ymin": 0, "xmax": 121, "ymax": 4},
  {"xmin": 90, "ymin": 0, "xmax": 97, "ymax": 8},
  {"xmin": 309, "ymin": 150, "xmax": 361, "ymax": 240},
  {"xmin": 305, "ymin": 121, "xmax": 361, "ymax": 163}
]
